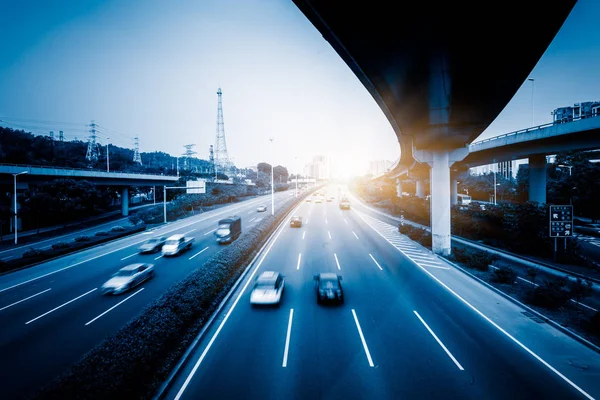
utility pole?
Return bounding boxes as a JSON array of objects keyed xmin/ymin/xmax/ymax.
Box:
[{"xmin": 106, "ymin": 137, "xmax": 110, "ymax": 172}]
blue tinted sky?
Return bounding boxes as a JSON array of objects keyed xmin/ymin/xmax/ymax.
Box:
[{"xmin": 1, "ymin": 0, "xmax": 599, "ymax": 176}]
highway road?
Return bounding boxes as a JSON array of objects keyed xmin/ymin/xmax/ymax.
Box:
[
  {"xmin": 164, "ymin": 185, "xmax": 600, "ymax": 400},
  {"xmin": 0, "ymin": 190, "xmax": 294, "ymax": 400}
]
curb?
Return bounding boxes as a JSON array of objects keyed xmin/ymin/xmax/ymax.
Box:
[{"xmin": 153, "ymin": 195, "xmax": 308, "ymax": 400}]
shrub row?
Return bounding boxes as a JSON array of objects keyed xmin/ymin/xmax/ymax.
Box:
[
  {"xmin": 398, "ymin": 224, "xmax": 432, "ymax": 249},
  {"xmin": 33, "ymin": 191, "xmax": 310, "ymax": 400},
  {"xmin": 0, "ymin": 225, "xmax": 146, "ymax": 275}
]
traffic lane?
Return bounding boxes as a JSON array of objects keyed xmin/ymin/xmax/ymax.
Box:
[
  {"xmin": 174, "ymin": 210, "xmax": 305, "ymax": 399},
  {"xmin": 346, "ymin": 213, "xmax": 591, "ymax": 399},
  {"xmin": 579, "ymin": 239, "xmax": 600, "ymax": 262},
  {"xmin": 0, "ymin": 244, "xmax": 221, "ymax": 400},
  {"xmin": 0, "ymin": 193, "xmax": 276, "ymax": 293}
]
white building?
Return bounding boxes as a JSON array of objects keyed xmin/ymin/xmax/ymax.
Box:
[{"xmin": 304, "ymin": 155, "xmax": 331, "ymax": 180}]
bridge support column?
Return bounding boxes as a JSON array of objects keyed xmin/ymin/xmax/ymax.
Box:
[
  {"xmin": 528, "ymin": 154, "xmax": 547, "ymax": 204},
  {"xmin": 396, "ymin": 178, "xmax": 402, "ymax": 198},
  {"xmin": 416, "ymin": 180, "xmax": 425, "ymax": 198},
  {"xmin": 414, "ymin": 147, "xmax": 469, "ymax": 256},
  {"xmin": 121, "ymin": 187, "xmax": 129, "ymax": 216},
  {"xmin": 451, "ymin": 180, "xmax": 458, "ymax": 205}
]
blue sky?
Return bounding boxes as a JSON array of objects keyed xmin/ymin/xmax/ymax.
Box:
[{"xmin": 1, "ymin": 0, "xmax": 599, "ymax": 176}]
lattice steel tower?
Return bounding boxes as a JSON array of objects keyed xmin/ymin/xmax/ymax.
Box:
[
  {"xmin": 182, "ymin": 144, "xmax": 197, "ymax": 170},
  {"xmin": 133, "ymin": 136, "xmax": 142, "ymax": 164},
  {"xmin": 214, "ymin": 88, "xmax": 231, "ymax": 172},
  {"xmin": 85, "ymin": 121, "xmax": 99, "ymax": 162},
  {"xmin": 209, "ymin": 144, "xmax": 215, "ymax": 174}
]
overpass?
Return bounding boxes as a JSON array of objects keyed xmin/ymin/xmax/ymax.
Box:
[
  {"xmin": 0, "ymin": 164, "xmax": 179, "ymax": 227},
  {"xmin": 292, "ymin": 0, "xmax": 577, "ymax": 255}
]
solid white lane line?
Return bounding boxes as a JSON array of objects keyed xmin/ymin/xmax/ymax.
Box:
[
  {"xmin": 328, "ymin": 231, "xmax": 332, "ymax": 240},
  {"xmin": 354, "ymin": 210, "xmax": 595, "ymax": 400},
  {"xmin": 203, "ymin": 228, "xmax": 217, "ymax": 236},
  {"xmin": 25, "ymin": 288, "xmax": 97, "ymax": 324},
  {"xmin": 174, "ymin": 211, "xmax": 289, "ymax": 400},
  {"xmin": 121, "ymin": 253, "xmax": 137, "ymax": 261},
  {"xmin": 0, "ymin": 288, "xmax": 51, "ymax": 311},
  {"xmin": 184, "ymin": 229, "xmax": 196, "ymax": 235},
  {"xmin": 296, "ymin": 253, "xmax": 302, "ymax": 270},
  {"xmin": 302, "ymin": 231, "xmax": 306, "ymax": 240},
  {"xmin": 85, "ymin": 288, "xmax": 144, "ymax": 325},
  {"xmin": 282, "ymin": 308, "xmax": 294, "ymax": 367},
  {"xmin": 351, "ymin": 309, "xmax": 374, "ymax": 367},
  {"xmin": 414, "ymin": 311, "xmax": 464, "ymax": 370},
  {"xmin": 352, "ymin": 231, "xmax": 359, "ymax": 240},
  {"xmin": 2, "ymin": 256, "xmax": 14, "ymax": 260},
  {"xmin": 570, "ymin": 299, "xmax": 598, "ymax": 312},
  {"xmin": 154, "ymin": 255, "xmax": 163, "ymax": 260},
  {"xmin": 368, "ymin": 254, "xmax": 383, "ymax": 271},
  {"xmin": 334, "ymin": 253, "xmax": 341, "ymax": 270},
  {"xmin": 344, "ymin": 218, "xmax": 348, "ymax": 224},
  {"xmin": 517, "ymin": 276, "xmax": 538, "ymax": 286},
  {"xmin": 325, "ymin": 219, "xmax": 328, "ymax": 225},
  {"xmin": 189, "ymin": 246, "xmax": 210, "ymax": 260}
]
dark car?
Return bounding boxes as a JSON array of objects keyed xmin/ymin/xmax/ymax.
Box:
[
  {"xmin": 290, "ymin": 216, "xmax": 303, "ymax": 228},
  {"xmin": 314, "ymin": 273, "xmax": 343, "ymax": 304},
  {"xmin": 139, "ymin": 236, "xmax": 167, "ymax": 253}
]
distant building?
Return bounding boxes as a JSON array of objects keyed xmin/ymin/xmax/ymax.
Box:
[
  {"xmin": 469, "ymin": 160, "xmax": 523, "ymax": 179},
  {"xmin": 368, "ymin": 160, "xmax": 393, "ymax": 176},
  {"xmin": 304, "ymin": 155, "xmax": 331, "ymax": 180}
]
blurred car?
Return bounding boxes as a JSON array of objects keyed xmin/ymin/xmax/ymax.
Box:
[
  {"xmin": 315, "ymin": 198, "xmax": 323, "ymax": 203},
  {"xmin": 314, "ymin": 272, "xmax": 344, "ymax": 304},
  {"xmin": 339, "ymin": 199, "xmax": 350, "ymax": 210},
  {"xmin": 250, "ymin": 271, "xmax": 285, "ymax": 306},
  {"xmin": 290, "ymin": 216, "xmax": 303, "ymax": 227},
  {"xmin": 257, "ymin": 205, "xmax": 267, "ymax": 212},
  {"xmin": 326, "ymin": 197, "xmax": 332, "ymax": 202},
  {"xmin": 306, "ymin": 198, "xmax": 312, "ymax": 202},
  {"xmin": 101, "ymin": 263, "xmax": 154, "ymax": 295},
  {"xmin": 139, "ymin": 236, "xmax": 167, "ymax": 253}
]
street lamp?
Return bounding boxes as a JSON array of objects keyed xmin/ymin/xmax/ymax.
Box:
[
  {"xmin": 528, "ymin": 78, "xmax": 535, "ymax": 126},
  {"xmin": 106, "ymin": 137, "xmax": 110, "ymax": 173},
  {"xmin": 558, "ymin": 164, "xmax": 573, "ymax": 176},
  {"xmin": 13, "ymin": 171, "xmax": 28, "ymax": 244},
  {"xmin": 269, "ymin": 137, "xmax": 275, "ymax": 215},
  {"xmin": 295, "ymin": 156, "xmax": 299, "ymax": 197}
]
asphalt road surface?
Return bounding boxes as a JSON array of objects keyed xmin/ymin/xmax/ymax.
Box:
[
  {"xmin": 164, "ymin": 186, "xmax": 600, "ymax": 400},
  {"xmin": 0, "ymin": 191, "xmax": 293, "ymax": 400}
]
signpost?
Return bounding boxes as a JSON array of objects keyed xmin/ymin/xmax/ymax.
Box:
[
  {"xmin": 549, "ymin": 205, "xmax": 573, "ymax": 260},
  {"xmin": 163, "ymin": 180, "xmax": 207, "ymax": 223}
]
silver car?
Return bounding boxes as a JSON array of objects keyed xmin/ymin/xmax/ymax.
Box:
[
  {"xmin": 250, "ymin": 271, "xmax": 285, "ymax": 306},
  {"xmin": 101, "ymin": 263, "xmax": 155, "ymax": 295},
  {"xmin": 139, "ymin": 237, "xmax": 167, "ymax": 253},
  {"xmin": 257, "ymin": 205, "xmax": 267, "ymax": 212}
]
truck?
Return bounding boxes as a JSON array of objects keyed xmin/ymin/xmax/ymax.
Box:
[
  {"xmin": 161, "ymin": 234, "xmax": 194, "ymax": 256},
  {"xmin": 215, "ymin": 216, "xmax": 242, "ymax": 244}
]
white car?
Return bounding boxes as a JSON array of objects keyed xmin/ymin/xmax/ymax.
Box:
[
  {"xmin": 101, "ymin": 263, "xmax": 154, "ymax": 295},
  {"xmin": 250, "ymin": 271, "xmax": 284, "ymax": 306},
  {"xmin": 257, "ymin": 205, "xmax": 267, "ymax": 212}
]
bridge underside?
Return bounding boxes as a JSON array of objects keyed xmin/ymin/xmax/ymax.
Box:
[{"xmin": 293, "ymin": 0, "xmax": 577, "ymax": 254}]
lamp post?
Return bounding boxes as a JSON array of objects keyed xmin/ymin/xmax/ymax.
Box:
[
  {"xmin": 269, "ymin": 137, "xmax": 275, "ymax": 215},
  {"xmin": 528, "ymin": 78, "xmax": 535, "ymax": 126},
  {"xmin": 106, "ymin": 138, "xmax": 110, "ymax": 172},
  {"xmin": 13, "ymin": 171, "xmax": 28, "ymax": 244},
  {"xmin": 295, "ymin": 157, "xmax": 299, "ymax": 197},
  {"xmin": 493, "ymin": 161, "xmax": 497, "ymax": 205}
]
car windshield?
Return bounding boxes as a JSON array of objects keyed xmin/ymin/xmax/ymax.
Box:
[
  {"xmin": 255, "ymin": 279, "xmax": 275, "ymax": 288},
  {"xmin": 164, "ymin": 240, "xmax": 179, "ymax": 246},
  {"xmin": 216, "ymin": 228, "xmax": 230, "ymax": 236},
  {"xmin": 320, "ymin": 278, "xmax": 338, "ymax": 289},
  {"xmin": 114, "ymin": 269, "xmax": 135, "ymax": 277}
]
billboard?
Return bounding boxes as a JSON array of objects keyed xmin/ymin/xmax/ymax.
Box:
[{"xmin": 186, "ymin": 179, "xmax": 206, "ymax": 194}]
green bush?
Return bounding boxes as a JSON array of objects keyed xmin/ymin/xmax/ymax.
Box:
[
  {"xmin": 587, "ymin": 312, "xmax": 600, "ymax": 335},
  {"xmin": 491, "ymin": 266, "xmax": 517, "ymax": 284},
  {"xmin": 111, "ymin": 226, "xmax": 125, "ymax": 232},
  {"xmin": 399, "ymin": 224, "xmax": 413, "ymax": 235},
  {"xmin": 51, "ymin": 242, "xmax": 70, "ymax": 250},
  {"xmin": 74, "ymin": 235, "xmax": 91, "ymax": 242},
  {"xmin": 23, "ymin": 248, "xmax": 44, "ymax": 258},
  {"xmin": 526, "ymin": 277, "xmax": 571, "ymax": 309},
  {"xmin": 451, "ymin": 247, "xmax": 497, "ymax": 271},
  {"xmin": 94, "ymin": 231, "xmax": 109, "ymax": 236}
]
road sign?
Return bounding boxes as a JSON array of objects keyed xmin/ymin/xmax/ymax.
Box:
[
  {"xmin": 186, "ymin": 179, "xmax": 206, "ymax": 194},
  {"xmin": 549, "ymin": 205, "xmax": 573, "ymax": 237}
]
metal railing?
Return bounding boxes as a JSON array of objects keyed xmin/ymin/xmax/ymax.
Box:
[
  {"xmin": 470, "ymin": 114, "xmax": 600, "ymax": 147},
  {"xmin": 0, "ymin": 163, "xmax": 178, "ymax": 177}
]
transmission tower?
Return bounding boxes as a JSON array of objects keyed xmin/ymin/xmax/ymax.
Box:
[
  {"xmin": 215, "ymin": 87, "xmax": 231, "ymax": 173},
  {"xmin": 182, "ymin": 144, "xmax": 197, "ymax": 170},
  {"xmin": 59, "ymin": 131, "xmax": 64, "ymax": 141},
  {"xmin": 49, "ymin": 131, "xmax": 54, "ymax": 140},
  {"xmin": 85, "ymin": 121, "xmax": 99, "ymax": 162},
  {"xmin": 133, "ymin": 136, "xmax": 142, "ymax": 164}
]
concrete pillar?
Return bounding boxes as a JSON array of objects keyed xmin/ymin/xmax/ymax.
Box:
[
  {"xmin": 121, "ymin": 187, "xmax": 129, "ymax": 216},
  {"xmin": 396, "ymin": 178, "xmax": 402, "ymax": 198},
  {"xmin": 528, "ymin": 155, "xmax": 547, "ymax": 204},
  {"xmin": 414, "ymin": 147, "xmax": 469, "ymax": 256},
  {"xmin": 450, "ymin": 180, "xmax": 458, "ymax": 205},
  {"xmin": 416, "ymin": 180, "xmax": 425, "ymax": 198}
]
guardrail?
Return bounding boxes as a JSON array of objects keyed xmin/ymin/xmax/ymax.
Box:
[
  {"xmin": 470, "ymin": 115, "xmax": 600, "ymax": 147},
  {"xmin": 0, "ymin": 163, "xmax": 178, "ymax": 177}
]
